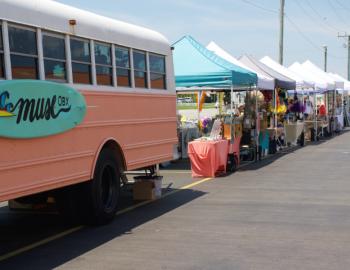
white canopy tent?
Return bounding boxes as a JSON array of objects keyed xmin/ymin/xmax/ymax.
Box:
[
  {"xmin": 327, "ymin": 73, "xmax": 349, "ymax": 128},
  {"xmin": 260, "ymin": 56, "xmax": 314, "ymax": 91},
  {"xmin": 302, "ymin": 60, "xmax": 340, "ymax": 90},
  {"xmin": 302, "ymin": 60, "xmax": 345, "ymax": 132},
  {"xmin": 329, "ymin": 74, "xmax": 350, "ymax": 127},
  {"xmin": 288, "ymin": 62, "xmax": 330, "ymax": 140},
  {"xmin": 289, "ymin": 62, "xmax": 331, "ymax": 92},
  {"xmin": 206, "ymin": 41, "xmax": 275, "ymax": 90},
  {"xmin": 328, "ymin": 73, "xmax": 350, "ymax": 92}
]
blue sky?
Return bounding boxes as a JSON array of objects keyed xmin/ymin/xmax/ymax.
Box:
[{"xmin": 57, "ymin": 0, "xmax": 350, "ymax": 78}]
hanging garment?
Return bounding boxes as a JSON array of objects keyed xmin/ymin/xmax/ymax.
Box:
[{"xmin": 304, "ymin": 100, "xmax": 313, "ymax": 115}]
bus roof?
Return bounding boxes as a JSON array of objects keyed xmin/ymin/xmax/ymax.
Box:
[{"xmin": 0, "ymin": 0, "xmax": 171, "ymax": 55}]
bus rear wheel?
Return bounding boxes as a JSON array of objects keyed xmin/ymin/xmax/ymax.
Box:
[
  {"xmin": 56, "ymin": 148, "xmax": 121, "ymax": 225},
  {"xmin": 87, "ymin": 148, "xmax": 121, "ymax": 225}
]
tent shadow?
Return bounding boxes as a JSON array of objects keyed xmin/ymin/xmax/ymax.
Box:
[{"xmin": 238, "ymin": 129, "xmax": 350, "ymax": 171}]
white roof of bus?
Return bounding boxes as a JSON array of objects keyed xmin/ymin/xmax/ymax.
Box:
[{"xmin": 0, "ymin": 0, "xmax": 170, "ymax": 55}]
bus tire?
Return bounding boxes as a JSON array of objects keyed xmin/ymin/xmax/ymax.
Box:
[{"xmin": 86, "ymin": 148, "xmax": 121, "ymax": 225}]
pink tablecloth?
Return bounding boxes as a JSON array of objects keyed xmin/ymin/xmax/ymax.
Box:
[{"xmin": 188, "ymin": 140, "xmax": 229, "ymax": 178}]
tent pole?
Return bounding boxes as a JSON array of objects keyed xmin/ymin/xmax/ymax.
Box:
[
  {"xmin": 342, "ymin": 91, "xmax": 344, "ymax": 128},
  {"xmin": 198, "ymin": 91, "xmax": 201, "ymax": 127},
  {"xmin": 255, "ymin": 85, "xmax": 259, "ymax": 161},
  {"xmin": 325, "ymin": 91, "xmax": 328, "ymax": 133},
  {"xmin": 333, "ymin": 88, "xmax": 336, "ymax": 134},
  {"xmin": 230, "ymin": 85, "xmax": 233, "ymax": 117},
  {"xmin": 299, "ymin": 88, "xmax": 304, "ymax": 123},
  {"xmin": 313, "ymin": 87, "xmax": 317, "ymax": 141},
  {"xmin": 274, "ymin": 87, "xmax": 278, "ymax": 129}
]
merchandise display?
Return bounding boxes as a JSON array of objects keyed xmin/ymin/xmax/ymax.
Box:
[{"xmin": 172, "ymin": 35, "xmax": 349, "ymax": 177}]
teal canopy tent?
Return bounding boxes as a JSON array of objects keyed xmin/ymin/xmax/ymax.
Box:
[{"xmin": 172, "ymin": 36, "xmax": 257, "ymax": 89}]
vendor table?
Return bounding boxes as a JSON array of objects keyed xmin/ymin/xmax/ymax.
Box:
[
  {"xmin": 265, "ymin": 127, "xmax": 284, "ymax": 138},
  {"xmin": 284, "ymin": 122, "xmax": 304, "ymax": 144},
  {"xmin": 304, "ymin": 120, "xmax": 328, "ymax": 138},
  {"xmin": 188, "ymin": 139, "xmax": 229, "ymax": 177}
]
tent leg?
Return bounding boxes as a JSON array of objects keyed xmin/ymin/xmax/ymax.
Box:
[
  {"xmin": 333, "ymin": 89, "xmax": 336, "ymax": 134},
  {"xmin": 314, "ymin": 89, "xmax": 317, "ymax": 141},
  {"xmin": 255, "ymin": 87, "xmax": 259, "ymax": 161},
  {"xmin": 198, "ymin": 91, "xmax": 201, "ymax": 125},
  {"xmin": 274, "ymin": 88, "xmax": 278, "ymax": 129},
  {"xmin": 230, "ymin": 86, "xmax": 233, "ymax": 117}
]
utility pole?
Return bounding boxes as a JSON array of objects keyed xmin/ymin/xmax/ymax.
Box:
[
  {"xmin": 348, "ymin": 36, "xmax": 350, "ymax": 80},
  {"xmin": 338, "ymin": 33, "xmax": 350, "ymax": 80},
  {"xmin": 279, "ymin": 0, "xmax": 285, "ymax": 65},
  {"xmin": 323, "ymin": 45, "xmax": 327, "ymax": 72}
]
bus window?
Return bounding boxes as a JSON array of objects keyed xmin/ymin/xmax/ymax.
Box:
[
  {"xmin": 115, "ymin": 46, "xmax": 131, "ymax": 87},
  {"xmin": 95, "ymin": 42, "xmax": 112, "ymax": 86},
  {"xmin": 149, "ymin": 54, "xmax": 166, "ymax": 89},
  {"xmin": 133, "ymin": 50, "xmax": 147, "ymax": 88},
  {"xmin": 8, "ymin": 25, "xmax": 38, "ymax": 79},
  {"xmin": 43, "ymin": 33, "xmax": 66, "ymax": 82},
  {"xmin": 70, "ymin": 38, "xmax": 92, "ymax": 84},
  {"xmin": 0, "ymin": 24, "xmax": 4, "ymax": 78}
]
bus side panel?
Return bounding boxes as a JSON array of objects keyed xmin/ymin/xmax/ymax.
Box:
[{"xmin": 0, "ymin": 91, "xmax": 177, "ymax": 202}]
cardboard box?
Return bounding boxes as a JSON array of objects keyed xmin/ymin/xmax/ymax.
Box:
[
  {"xmin": 133, "ymin": 181, "xmax": 155, "ymax": 201},
  {"xmin": 133, "ymin": 176, "xmax": 163, "ymax": 201}
]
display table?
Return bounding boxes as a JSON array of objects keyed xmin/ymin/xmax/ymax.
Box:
[
  {"xmin": 266, "ymin": 127, "xmax": 284, "ymax": 138},
  {"xmin": 304, "ymin": 120, "xmax": 328, "ymax": 138},
  {"xmin": 188, "ymin": 139, "xmax": 229, "ymax": 177},
  {"xmin": 284, "ymin": 122, "xmax": 304, "ymax": 144}
]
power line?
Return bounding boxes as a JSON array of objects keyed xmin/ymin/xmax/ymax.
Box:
[
  {"xmin": 285, "ymin": 14, "xmax": 346, "ymax": 59},
  {"xmin": 303, "ymin": 0, "xmax": 341, "ymax": 32},
  {"xmin": 294, "ymin": 0, "xmax": 339, "ymax": 34},
  {"xmin": 327, "ymin": 0, "xmax": 350, "ymax": 29},
  {"xmin": 238, "ymin": 0, "xmax": 346, "ymax": 60},
  {"xmin": 284, "ymin": 14, "xmax": 322, "ymax": 51},
  {"xmin": 334, "ymin": 0, "xmax": 350, "ymax": 12},
  {"xmin": 238, "ymin": 0, "xmax": 277, "ymax": 14}
]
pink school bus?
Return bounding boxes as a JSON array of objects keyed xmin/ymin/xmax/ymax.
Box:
[{"xmin": 0, "ymin": 0, "xmax": 177, "ymax": 224}]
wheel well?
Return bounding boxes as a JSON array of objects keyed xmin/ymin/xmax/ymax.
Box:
[
  {"xmin": 92, "ymin": 139, "xmax": 126, "ymax": 180},
  {"xmin": 102, "ymin": 140, "xmax": 127, "ymax": 173}
]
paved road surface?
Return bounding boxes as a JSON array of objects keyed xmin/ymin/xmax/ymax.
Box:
[{"xmin": 1, "ymin": 131, "xmax": 350, "ymax": 269}]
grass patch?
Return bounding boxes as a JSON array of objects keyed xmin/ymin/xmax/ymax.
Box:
[{"xmin": 177, "ymin": 103, "xmax": 216, "ymax": 110}]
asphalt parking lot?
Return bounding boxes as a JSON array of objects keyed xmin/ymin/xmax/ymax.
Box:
[{"xmin": 1, "ymin": 131, "xmax": 350, "ymax": 270}]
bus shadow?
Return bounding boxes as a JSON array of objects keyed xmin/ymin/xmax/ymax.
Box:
[
  {"xmin": 0, "ymin": 187, "xmax": 206, "ymax": 269},
  {"xmin": 161, "ymin": 158, "xmax": 192, "ymax": 171}
]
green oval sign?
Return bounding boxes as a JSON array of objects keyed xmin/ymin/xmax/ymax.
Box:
[{"xmin": 0, "ymin": 80, "xmax": 86, "ymax": 139}]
